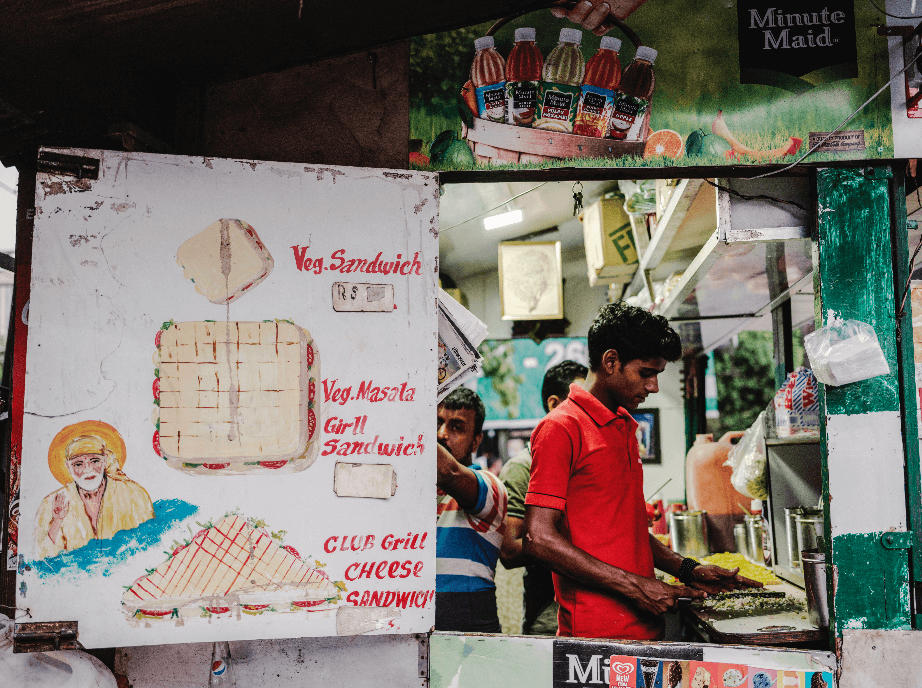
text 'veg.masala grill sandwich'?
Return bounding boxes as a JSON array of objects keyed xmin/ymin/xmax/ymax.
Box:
[{"xmin": 152, "ymin": 319, "xmax": 319, "ymax": 475}]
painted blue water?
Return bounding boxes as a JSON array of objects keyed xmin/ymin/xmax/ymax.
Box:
[{"xmin": 28, "ymin": 498, "xmax": 198, "ymax": 579}]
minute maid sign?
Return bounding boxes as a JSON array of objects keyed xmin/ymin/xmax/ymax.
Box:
[{"xmin": 737, "ymin": 2, "xmax": 858, "ymax": 92}]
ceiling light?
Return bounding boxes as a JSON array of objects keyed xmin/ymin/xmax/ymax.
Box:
[{"xmin": 483, "ymin": 209, "xmax": 522, "ymax": 230}]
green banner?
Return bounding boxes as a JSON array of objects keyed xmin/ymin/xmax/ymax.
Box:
[{"xmin": 410, "ymin": 0, "xmax": 893, "ymax": 171}]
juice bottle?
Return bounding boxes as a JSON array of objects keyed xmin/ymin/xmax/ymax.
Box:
[
  {"xmin": 608, "ymin": 46, "xmax": 657, "ymax": 141},
  {"xmin": 505, "ymin": 27, "xmax": 543, "ymax": 127},
  {"xmin": 573, "ymin": 36, "xmax": 622, "ymax": 138},
  {"xmin": 534, "ymin": 28, "xmax": 585, "ymax": 133},
  {"xmin": 471, "ymin": 36, "xmax": 507, "ymax": 123}
]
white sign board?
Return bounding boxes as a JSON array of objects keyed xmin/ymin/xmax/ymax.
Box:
[{"xmin": 17, "ymin": 149, "xmax": 438, "ymax": 648}]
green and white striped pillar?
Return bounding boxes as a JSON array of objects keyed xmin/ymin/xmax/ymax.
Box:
[{"xmin": 815, "ymin": 166, "xmax": 914, "ymax": 639}]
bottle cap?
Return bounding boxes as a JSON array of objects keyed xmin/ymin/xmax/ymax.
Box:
[
  {"xmin": 559, "ymin": 28, "xmax": 583, "ymax": 44},
  {"xmin": 474, "ymin": 36, "xmax": 495, "ymax": 51},
  {"xmin": 751, "ymin": 499, "xmax": 763, "ymax": 514},
  {"xmin": 600, "ymin": 36, "xmax": 622, "ymax": 52},
  {"xmin": 635, "ymin": 46, "xmax": 658, "ymax": 63},
  {"xmin": 514, "ymin": 28, "xmax": 536, "ymax": 42}
]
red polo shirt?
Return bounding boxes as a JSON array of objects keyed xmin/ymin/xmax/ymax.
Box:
[{"xmin": 525, "ymin": 383, "xmax": 662, "ymax": 640}]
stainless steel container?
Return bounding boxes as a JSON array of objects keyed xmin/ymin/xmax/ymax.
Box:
[
  {"xmin": 784, "ymin": 507, "xmax": 804, "ymax": 569},
  {"xmin": 796, "ymin": 509, "xmax": 825, "ymax": 556},
  {"xmin": 744, "ymin": 514, "xmax": 763, "ymax": 564},
  {"xmin": 734, "ymin": 522, "xmax": 749, "ymax": 559},
  {"xmin": 802, "ymin": 549, "xmax": 829, "ymax": 628},
  {"xmin": 668, "ymin": 510, "xmax": 709, "ymax": 558}
]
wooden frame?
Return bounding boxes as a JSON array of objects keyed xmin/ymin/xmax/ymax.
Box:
[
  {"xmin": 498, "ymin": 240, "xmax": 563, "ymax": 321},
  {"xmin": 631, "ymin": 408, "xmax": 661, "ymax": 464}
]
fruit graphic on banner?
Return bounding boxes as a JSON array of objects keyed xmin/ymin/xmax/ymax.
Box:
[
  {"xmin": 644, "ymin": 130, "xmax": 683, "ymax": 158},
  {"xmin": 711, "ymin": 110, "xmax": 802, "ymax": 160}
]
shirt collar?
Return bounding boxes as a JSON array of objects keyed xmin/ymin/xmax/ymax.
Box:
[{"xmin": 567, "ymin": 382, "xmax": 638, "ymax": 430}]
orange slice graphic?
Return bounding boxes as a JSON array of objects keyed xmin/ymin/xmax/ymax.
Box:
[{"xmin": 644, "ymin": 130, "xmax": 684, "ymax": 158}]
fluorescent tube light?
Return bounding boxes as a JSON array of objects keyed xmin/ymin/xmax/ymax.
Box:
[{"xmin": 483, "ymin": 209, "xmax": 522, "ymax": 230}]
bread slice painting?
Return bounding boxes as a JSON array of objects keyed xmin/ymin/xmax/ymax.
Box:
[
  {"xmin": 177, "ymin": 219, "xmax": 274, "ymax": 305},
  {"xmin": 123, "ymin": 514, "xmax": 342, "ymax": 622},
  {"xmin": 152, "ymin": 319, "xmax": 319, "ymax": 475}
]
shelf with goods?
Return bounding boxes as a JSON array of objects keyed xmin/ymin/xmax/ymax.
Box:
[
  {"xmin": 647, "ymin": 176, "xmax": 814, "ymax": 354},
  {"xmin": 625, "ymin": 178, "xmax": 717, "ymax": 300}
]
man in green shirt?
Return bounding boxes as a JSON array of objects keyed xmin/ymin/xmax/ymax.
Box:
[{"xmin": 499, "ymin": 360, "xmax": 588, "ymax": 635}]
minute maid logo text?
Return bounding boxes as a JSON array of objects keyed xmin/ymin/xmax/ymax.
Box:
[{"xmin": 737, "ymin": 2, "xmax": 858, "ymax": 92}]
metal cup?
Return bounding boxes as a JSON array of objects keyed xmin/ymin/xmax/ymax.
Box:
[
  {"xmin": 802, "ymin": 549, "xmax": 829, "ymax": 628},
  {"xmin": 744, "ymin": 514, "xmax": 763, "ymax": 564},
  {"xmin": 734, "ymin": 522, "xmax": 749, "ymax": 559},
  {"xmin": 668, "ymin": 510, "xmax": 709, "ymax": 558}
]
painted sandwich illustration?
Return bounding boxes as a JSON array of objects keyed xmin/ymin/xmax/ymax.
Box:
[
  {"xmin": 152, "ymin": 319, "xmax": 319, "ymax": 475},
  {"xmin": 122, "ymin": 514, "xmax": 342, "ymax": 621},
  {"xmin": 177, "ymin": 219, "xmax": 274, "ymax": 305}
]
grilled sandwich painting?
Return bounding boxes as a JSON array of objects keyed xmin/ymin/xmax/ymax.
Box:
[
  {"xmin": 123, "ymin": 512, "xmax": 344, "ymax": 624},
  {"xmin": 152, "ymin": 319, "xmax": 319, "ymax": 475},
  {"xmin": 19, "ymin": 149, "xmax": 437, "ymax": 648}
]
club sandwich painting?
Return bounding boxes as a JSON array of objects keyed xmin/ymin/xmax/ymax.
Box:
[{"xmin": 17, "ymin": 149, "xmax": 438, "ymax": 647}]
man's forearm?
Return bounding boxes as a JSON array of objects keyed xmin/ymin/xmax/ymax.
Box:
[
  {"xmin": 649, "ymin": 533, "xmax": 686, "ymax": 577},
  {"xmin": 525, "ymin": 524, "xmax": 649, "ymax": 600}
]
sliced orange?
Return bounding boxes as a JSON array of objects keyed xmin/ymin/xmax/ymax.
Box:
[{"xmin": 643, "ymin": 129, "xmax": 684, "ymax": 159}]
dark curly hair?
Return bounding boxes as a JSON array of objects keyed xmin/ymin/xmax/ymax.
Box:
[
  {"xmin": 587, "ymin": 303, "xmax": 682, "ymax": 371},
  {"xmin": 440, "ymin": 387, "xmax": 486, "ymax": 436},
  {"xmin": 541, "ymin": 360, "xmax": 588, "ymax": 413}
]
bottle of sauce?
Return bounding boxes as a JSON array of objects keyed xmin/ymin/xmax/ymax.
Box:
[
  {"xmin": 505, "ymin": 28, "xmax": 543, "ymax": 127},
  {"xmin": 608, "ymin": 46, "xmax": 657, "ymax": 141},
  {"xmin": 471, "ymin": 36, "xmax": 507, "ymax": 123},
  {"xmin": 574, "ymin": 36, "xmax": 622, "ymax": 138},
  {"xmin": 535, "ymin": 28, "xmax": 585, "ymax": 133}
]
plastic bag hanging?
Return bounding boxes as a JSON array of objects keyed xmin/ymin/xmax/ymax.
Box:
[
  {"xmin": 804, "ymin": 316, "xmax": 890, "ymax": 386},
  {"xmin": 725, "ymin": 411, "xmax": 768, "ymax": 500}
]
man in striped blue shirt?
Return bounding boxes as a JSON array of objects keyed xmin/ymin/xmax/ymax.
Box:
[{"xmin": 436, "ymin": 388, "xmax": 508, "ymax": 633}]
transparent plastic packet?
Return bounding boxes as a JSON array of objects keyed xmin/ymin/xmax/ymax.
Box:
[
  {"xmin": 804, "ymin": 316, "xmax": 889, "ymax": 386},
  {"xmin": 725, "ymin": 411, "xmax": 767, "ymax": 500}
]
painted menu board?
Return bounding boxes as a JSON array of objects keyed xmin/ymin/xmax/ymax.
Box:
[
  {"xmin": 15, "ymin": 149, "xmax": 438, "ymax": 648},
  {"xmin": 411, "ymin": 0, "xmax": 922, "ymax": 171}
]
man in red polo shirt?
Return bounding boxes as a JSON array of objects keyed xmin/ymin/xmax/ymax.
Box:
[{"xmin": 523, "ymin": 303, "xmax": 760, "ymax": 639}]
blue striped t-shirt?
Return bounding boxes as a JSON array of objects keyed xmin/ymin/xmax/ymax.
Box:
[{"xmin": 435, "ymin": 466, "xmax": 507, "ymax": 593}]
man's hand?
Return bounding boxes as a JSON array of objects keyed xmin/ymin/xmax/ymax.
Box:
[
  {"xmin": 551, "ymin": 0, "xmax": 649, "ymax": 35},
  {"xmin": 687, "ymin": 565, "xmax": 764, "ymax": 595},
  {"xmin": 436, "ymin": 443, "xmax": 480, "ymax": 510},
  {"xmin": 629, "ymin": 577, "xmax": 706, "ymax": 616}
]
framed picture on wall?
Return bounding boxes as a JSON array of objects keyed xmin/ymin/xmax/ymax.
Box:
[
  {"xmin": 498, "ymin": 241, "xmax": 563, "ymax": 320},
  {"xmin": 631, "ymin": 408, "xmax": 661, "ymax": 464}
]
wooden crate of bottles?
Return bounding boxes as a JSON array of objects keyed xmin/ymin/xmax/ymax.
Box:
[{"xmin": 462, "ymin": 114, "xmax": 648, "ymax": 165}]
